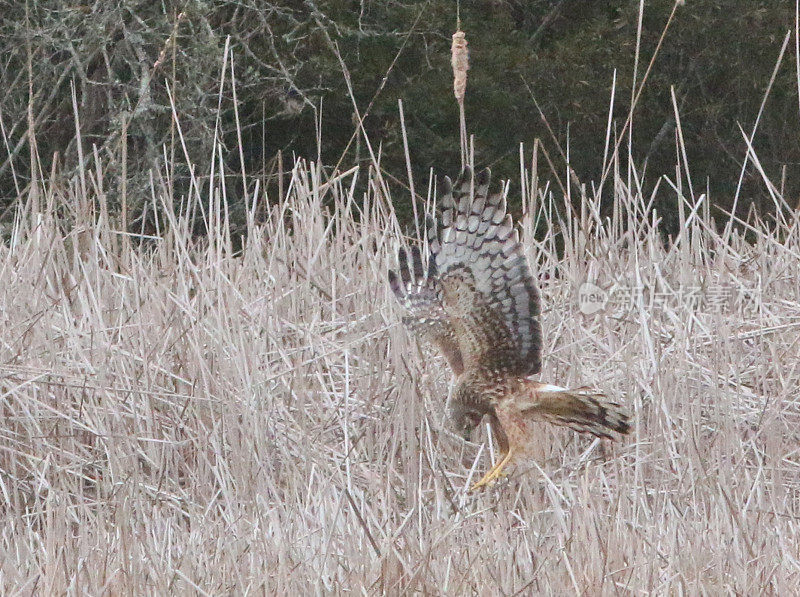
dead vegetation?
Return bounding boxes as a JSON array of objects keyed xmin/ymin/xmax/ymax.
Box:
[
  {"xmin": 2, "ymin": 5, "xmax": 800, "ymax": 591},
  {"xmin": 1, "ymin": 125, "xmax": 800, "ymax": 592}
]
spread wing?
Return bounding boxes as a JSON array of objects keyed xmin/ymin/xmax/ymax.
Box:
[
  {"xmin": 430, "ymin": 168, "xmax": 542, "ymax": 376},
  {"xmin": 388, "ymin": 245, "xmax": 465, "ymax": 376}
]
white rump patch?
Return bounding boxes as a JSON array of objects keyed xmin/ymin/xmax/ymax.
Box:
[{"xmin": 539, "ymin": 383, "xmax": 567, "ymax": 393}]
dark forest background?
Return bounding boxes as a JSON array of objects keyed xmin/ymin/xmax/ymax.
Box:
[{"xmin": 0, "ymin": 1, "xmax": 797, "ymax": 233}]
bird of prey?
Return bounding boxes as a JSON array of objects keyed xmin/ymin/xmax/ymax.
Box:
[{"xmin": 389, "ymin": 168, "xmax": 630, "ymax": 490}]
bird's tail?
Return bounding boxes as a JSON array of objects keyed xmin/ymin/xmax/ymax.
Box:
[{"xmin": 524, "ymin": 382, "xmax": 631, "ymax": 439}]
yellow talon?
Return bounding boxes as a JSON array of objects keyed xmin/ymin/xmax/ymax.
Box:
[{"xmin": 470, "ymin": 448, "xmax": 516, "ymax": 491}]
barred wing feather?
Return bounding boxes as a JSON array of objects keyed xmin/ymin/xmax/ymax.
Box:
[
  {"xmin": 388, "ymin": 245, "xmax": 465, "ymax": 376},
  {"xmin": 430, "ymin": 168, "xmax": 542, "ymax": 376}
]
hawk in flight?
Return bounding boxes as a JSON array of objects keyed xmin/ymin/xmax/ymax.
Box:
[{"xmin": 389, "ymin": 168, "xmax": 630, "ymax": 490}]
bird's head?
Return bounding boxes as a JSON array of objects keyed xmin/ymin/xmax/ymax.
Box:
[{"xmin": 448, "ymin": 400, "xmax": 485, "ymax": 441}]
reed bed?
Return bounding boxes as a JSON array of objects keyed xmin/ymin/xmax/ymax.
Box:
[{"xmin": 1, "ymin": 127, "xmax": 799, "ymax": 594}]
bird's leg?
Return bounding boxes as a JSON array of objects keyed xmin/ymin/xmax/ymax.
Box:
[{"xmin": 470, "ymin": 447, "xmax": 516, "ymax": 491}]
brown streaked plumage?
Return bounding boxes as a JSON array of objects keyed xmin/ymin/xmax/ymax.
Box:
[{"xmin": 389, "ymin": 168, "xmax": 630, "ymax": 490}]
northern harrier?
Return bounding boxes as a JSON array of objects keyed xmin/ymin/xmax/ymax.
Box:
[{"xmin": 389, "ymin": 168, "xmax": 630, "ymax": 490}]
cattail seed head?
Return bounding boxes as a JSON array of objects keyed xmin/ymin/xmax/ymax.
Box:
[{"xmin": 451, "ymin": 30, "xmax": 469, "ymax": 102}]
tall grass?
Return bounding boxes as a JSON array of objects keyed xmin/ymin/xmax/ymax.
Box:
[
  {"xmin": 3, "ymin": 12, "xmax": 800, "ymax": 588},
  {"xmin": 1, "ymin": 127, "xmax": 800, "ymax": 592}
]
